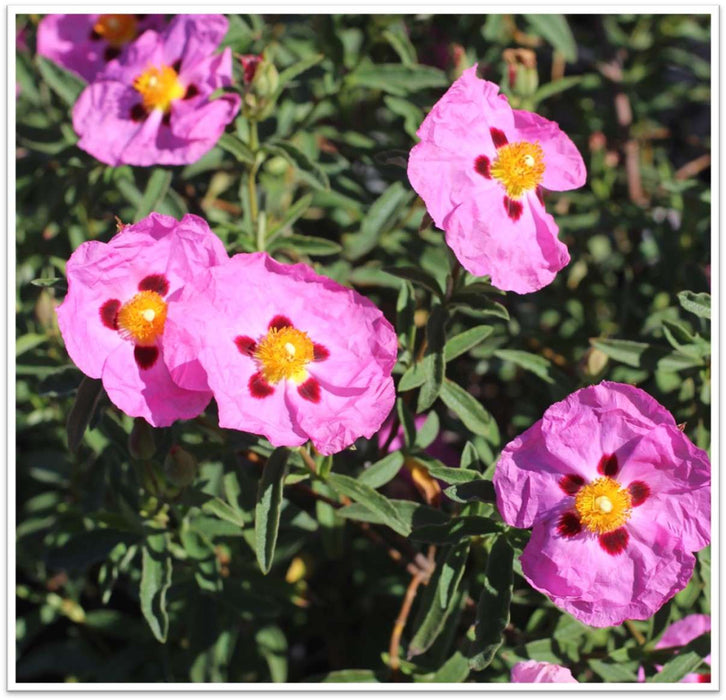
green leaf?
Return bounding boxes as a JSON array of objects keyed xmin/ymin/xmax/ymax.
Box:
[
  {"xmin": 532, "ymin": 75, "xmax": 583, "ymax": 105},
  {"xmin": 66, "ymin": 377, "xmax": 104, "ymax": 452},
  {"xmin": 16, "ymin": 333, "xmax": 47, "ymax": 356},
  {"xmin": 385, "ymin": 266, "xmax": 444, "ymax": 297},
  {"xmin": 591, "ymin": 338, "xmax": 705, "ymax": 371},
  {"xmin": 410, "ymin": 516, "xmax": 500, "ymax": 544},
  {"xmin": 254, "ymin": 447, "xmax": 290, "ymax": 574},
  {"xmin": 256, "ymin": 625, "xmax": 288, "ymax": 683},
  {"xmin": 493, "ymin": 349, "xmax": 556, "ymax": 384},
  {"xmin": 327, "ymin": 473, "xmax": 410, "ymax": 536},
  {"xmin": 217, "ymin": 133, "xmax": 256, "ymax": 164},
  {"xmin": 346, "ymin": 63, "xmax": 448, "ymax": 96},
  {"xmin": 344, "ymin": 182, "xmax": 408, "ymax": 260},
  {"xmin": 678, "ymin": 291, "xmax": 711, "ymax": 320},
  {"xmin": 135, "ymin": 169, "xmax": 173, "ymax": 221},
  {"xmin": 524, "ymin": 14, "xmax": 577, "ymax": 62},
  {"xmin": 201, "ymin": 497, "xmax": 249, "ymax": 528},
  {"xmin": 140, "ymin": 531, "xmax": 172, "ymax": 643},
  {"xmin": 36, "ymin": 56, "xmax": 86, "ymax": 107},
  {"xmin": 440, "ymin": 379, "xmax": 498, "ymax": 440},
  {"xmin": 382, "ymin": 25, "xmax": 418, "ymax": 65},
  {"xmin": 444, "ymin": 480, "xmax": 496, "ymax": 504},
  {"xmin": 589, "ymin": 658, "xmax": 639, "ymax": 682},
  {"xmin": 269, "ymin": 234, "xmax": 342, "ymax": 256},
  {"xmin": 320, "ymin": 669, "xmax": 380, "ymax": 683},
  {"xmin": 399, "ymin": 363, "xmax": 427, "ymax": 392},
  {"xmin": 408, "ymin": 542, "xmax": 470, "ymax": 657},
  {"xmin": 358, "ymin": 451, "xmax": 405, "ymax": 489},
  {"xmin": 415, "ymin": 411, "xmax": 440, "ymax": 450},
  {"xmin": 407, "ymin": 455, "xmax": 480, "ymax": 484},
  {"xmin": 30, "ymin": 277, "xmax": 66, "ymax": 290},
  {"xmin": 264, "ymin": 140, "xmax": 330, "ymax": 190},
  {"xmin": 467, "ymin": 536, "xmax": 513, "ymax": 670},
  {"xmin": 397, "ymin": 397, "xmax": 416, "ymax": 448},
  {"xmin": 265, "ymin": 193, "xmax": 314, "ymax": 240},
  {"xmin": 649, "ymin": 632, "xmax": 710, "ymax": 682},
  {"xmin": 274, "ymin": 53, "xmax": 324, "ymax": 96},
  {"xmin": 444, "ymin": 326, "xmax": 494, "ymax": 362},
  {"xmin": 337, "ymin": 499, "xmax": 447, "ymax": 531}
]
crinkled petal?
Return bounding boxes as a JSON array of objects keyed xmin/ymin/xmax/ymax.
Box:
[
  {"xmin": 444, "ymin": 191, "xmax": 569, "ymax": 294},
  {"xmin": 511, "ymin": 660, "xmax": 578, "ymax": 683},
  {"xmin": 160, "ymin": 14, "xmax": 229, "ymax": 69},
  {"xmin": 512, "ymin": 109, "xmax": 586, "ymax": 191}
]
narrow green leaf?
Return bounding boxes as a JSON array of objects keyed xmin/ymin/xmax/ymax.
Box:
[
  {"xmin": 16, "ymin": 333, "xmax": 47, "ymax": 356},
  {"xmin": 410, "ymin": 516, "xmax": 500, "ymax": 544},
  {"xmin": 265, "ymin": 193, "xmax": 314, "ymax": 240},
  {"xmin": 140, "ymin": 531, "xmax": 172, "ymax": 643},
  {"xmin": 417, "ymin": 353, "xmax": 445, "ymax": 413},
  {"xmin": 274, "ymin": 53, "xmax": 324, "ymax": 96},
  {"xmin": 524, "ymin": 14, "xmax": 577, "ymax": 61},
  {"xmin": 36, "ymin": 56, "xmax": 86, "ymax": 107},
  {"xmin": 444, "ymin": 326, "xmax": 494, "ymax": 362},
  {"xmin": 269, "ymin": 234, "xmax": 342, "ymax": 256},
  {"xmin": 408, "ymin": 454, "xmax": 480, "ymax": 484},
  {"xmin": 494, "ymin": 349, "xmax": 555, "ymax": 384},
  {"xmin": 382, "ymin": 25, "xmax": 418, "ymax": 65},
  {"xmin": 591, "ymin": 338, "xmax": 705, "ymax": 371},
  {"xmin": 385, "ymin": 266, "xmax": 444, "ymax": 297},
  {"xmin": 135, "ymin": 169, "xmax": 173, "ymax": 221},
  {"xmin": 217, "ymin": 133, "xmax": 256, "ymax": 164},
  {"xmin": 444, "ymin": 480, "xmax": 496, "ymax": 504},
  {"xmin": 678, "ymin": 291, "xmax": 711, "ymax": 320},
  {"xmin": 467, "ymin": 536, "xmax": 513, "ymax": 670},
  {"xmin": 264, "ymin": 140, "xmax": 330, "ymax": 190},
  {"xmin": 440, "ymin": 379, "xmax": 498, "ymax": 439},
  {"xmin": 649, "ymin": 633, "xmax": 710, "ymax": 682},
  {"xmin": 399, "ymin": 363, "xmax": 427, "ymax": 392},
  {"xmin": 254, "ymin": 447, "xmax": 290, "ymax": 574},
  {"xmin": 397, "ymin": 397, "xmax": 416, "ymax": 448},
  {"xmin": 337, "ymin": 499, "xmax": 447, "ymax": 531},
  {"xmin": 256, "ymin": 625, "xmax": 288, "ymax": 683},
  {"xmin": 202, "ymin": 498, "xmax": 249, "ymax": 528},
  {"xmin": 346, "ymin": 63, "xmax": 448, "ymax": 96},
  {"xmin": 327, "ymin": 473, "xmax": 410, "ymax": 536},
  {"xmin": 532, "ymin": 75, "xmax": 583, "ymax": 104},
  {"xmin": 408, "ymin": 542, "xmax": 470, "ymax": 657},
  {"xmin": 589, "ymin": 659, "xmax": 639, "ymax": 682},
  {"xmin": 415, "ymin": 411, "xmax": 440, "ymax": 450},
  {"xmin": 66, "ymin": 377, "xmax": 104, "ymax": 452},
  {"xmin": 358, "ymin": 451, "xmax": 405, "ymax": 489}
]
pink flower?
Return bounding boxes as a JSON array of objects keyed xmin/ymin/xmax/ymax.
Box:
[
  {"xmin": 407, "ymin": 66, "xmax": 586, "ymax": 294},
  {"xmin": 511, "ymin": 660, "xmax": 578, "ymax": 683},
  {"xmin": 37, "ymin": 14, "xmax": 166, "ymax": 82},
  {"xmin": 164, "ymin": 253, "xmax": 398, "ymax": 455},
  {"xmin": 72, "ymin": 14, "xmax": 241, "ymax": 166},
  {"xmin": 56, "ymin": 213, "xmax": 228, "ymax": 427},
  {"xmin": 493, "ymin": 381, "xmax": 710, "ymax": 628},
  {"xmin": 638, "ymin": 614, "xmax": 711, "ymax": 683}
]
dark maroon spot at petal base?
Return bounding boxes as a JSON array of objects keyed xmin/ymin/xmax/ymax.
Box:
[
  {"xmin": 503, "ymin": 196, "xmax": 523, "ymax": 222},
  {"xmin": 297, "ymin": 377, "xmax": 321, "ymax": 403},
  {"xmin": 184, "ymin": 84, "xmax": 200, "ymax": 99},
  {"xmin": 100, "ymin": 299, "xmax": 121, "ymax": 330},
  {"xmin": 138, "ymin": 274, "xmax": 170, "ymax": 296},
  {"xmin": 597, "ymin": 453, "xmax": 619, "ymax": 477},
  {"xmin": 474, "ymin": 155, "xmax": 491, "ymax": 178},
  {"xmin": 268, "ymin": 315, "xmax": 293, "ymax": 331},
  {"xmin": 599, "ymin": 527, "xmax": 629, "ymax": 555},
  {"xmin": 490, "ymin": 127, "xmax": 508, "ymax": 149},
  {"xmin": 134, "ymin": 345, "xmax": 159, "ymax": 370},
  {"xmin": 172, "ymin": 59, "xmax": 182, "ymax": 73},
  {"xmin": 556, "ymin": 511, "xmax": 582, "ymax": 538},
  {"xmin": 698, "ymin": 674, "xmax": 711, "ymax": 683},
  {"xmin": 161, "ymin": 112, "xmax": 171, "ymax": 127},
  {"xmin": 104, "ymin": 47, "xmax": 121, "ymax": 62},
  {"xmin": 559, "ymin": 473, "xmax": 585, "ymax": 497},
  {"xmin": 628, "ymin": 480, "xmax": 650, "ymax": 507},
  {"xmin": 89, "ymin": 29, "xmax": 102, "ymax": 41},
  {"xmin": 312, "ymin": 343, "xmax": 330, "ymax": 362},
  {"xmin": 130, "ymin": 103, "xmax": 148, "ymax": 122},
  {"xmin": 249, "ymin": 371, "xmax": 274, "ymax": 398},
  {"xmin": 536, "ymin": 186, "xmax": 545, "ymax": 206},
  {"xmin": 235, "ymin": 335, "xmax": 257, "ymax": 356}
]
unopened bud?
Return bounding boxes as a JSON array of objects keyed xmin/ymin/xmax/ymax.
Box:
[
  {"xmin": 164, "ymin": 445, "xmax": 198, "ymax": 487},
  {"xmin": 502, "ymin": 48, "xmax": 538, "ymax": 98},
  {"xmin": 128, "ymin": 418, "xmax": 156, "ymax": 460},
  {"xmin": 240, "ymin": 54, "xmax": 263, "ymax": 85}
]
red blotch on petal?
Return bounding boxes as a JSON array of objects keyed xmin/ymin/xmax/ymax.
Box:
[
  {"xmin": 234, "ymin": 336, "xmax": 257, "ymax": 356},
  {"xmin": 268, "ymin": 315, "xmax": 293, "ymax": 331},
  {"xmin": 312, "ymin": 343, "xmax": 330, "ymax": 362},
  {"xmin": 129, "ymin": 103, "xmax": 147, "ymax": 122},
  {"xmin": 599, "ymin": 527, "xmax": 629, "ymax": 555},
  {"xmin": 249, "ymin": 372, "xmax": 274, "ymax": 398},
  {"xmin": 597, "ymin": 453, "xmax": 619, "ymax": 477},
  {"xmin": 104, "ymin": 47, "xmax": 121, "ymax": 62},
  {"xmin": 698, "ymin": 674, "xmax": 711, "ymax": 683},
  {"xmin": 536, "ymin": 186, "xmax": 545, "ymax": 206},
  {"xmin": 556, "ymin": 511, "xmax": 582, "ymax": 538},
  {"xmin": 559, "ymin": 473, "xmax": 585, "ymax": 496},
  {"xmin": 474, "ymin": 155, "xmax": 491, "ymax": 178},
  {"xmin": 503, "ymin": 196, "xmax": 523, "ymax": 221},
  {"xmin": 100, "ymin": 299, "xmax": 121, "ymax": 330},
  {"xmin": 490, "ymin": 127, "xmax": 508, "ymax": 149},
  {"xmin": 138, "ymin": 274, "xmax": 170, "ymax": 296},
  {"xmin": 297, "ymin": 377, "xmax": 321, "ymax": 403},
  {"xmin": 134, "ymin": 345, "xmax": 159, "ymax": 370},
  {"xmin": 628, "ymin": 480, "xmax": 651, "ymax": 507},
  {"xmin": 184, "ymin": 84, "xmax": 200, "ymax": 100}
]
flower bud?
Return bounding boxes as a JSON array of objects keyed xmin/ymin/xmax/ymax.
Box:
[
  {"xmin": 502, "ymin": 48, "xmax": 538, "ymax": 98},
  {"xmin": 240, "ymin": 54, "xmax": 263, "ymax": 85},
  {"xmin": 163, "ymin": 445, "xmax": 198, "ymax": 487},
  {"xmin": 128, "ymin": 418, "xmax": 156, "ymax": 460}
]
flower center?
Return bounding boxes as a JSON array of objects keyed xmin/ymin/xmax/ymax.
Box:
[
  {"xmin": 116, "ymin": 290, "xmax": 167, "ymax": 345},
  {"xmin": 574, "ymin": 477, "xmax": 632, "ymax": 534},
  {"xmin": 93, "ymin": 14, "xmax": 138, "ymax": 48},
  {"xmin": 133, "ymin": 65, "xmax": 185, "ymax": 113},
  {"xmin": 490, "ymin": 141, "xmax": 545, "ymax": 199},
  {"xmin": 254, "ymin": 326, "xmax": 314, "ymax": 385}
]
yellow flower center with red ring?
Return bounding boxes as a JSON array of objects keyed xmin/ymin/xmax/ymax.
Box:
[
  {"xmin": 93, "ymin": 14, "xmax": 138, "ymax": 47},
  {"xmin": 133, "ymin": 65, "xmax": 185, "ymax": 113},
  {"xmin": 116, "ymin": 290, "xmax": 167, "ymax": 345},
  {"xmin": 254, "ymin": 326, "xmax": 314, "ymax": 385},
  {"xmin": 574, "ymin": 477, "xmax": 632, "ymax": 534},
  {"xmin": 490, "ymin": 141, "xmax": 545, "ymax": 199}
]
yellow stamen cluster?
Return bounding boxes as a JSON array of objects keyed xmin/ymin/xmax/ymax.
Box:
[
  {"xmin": 254, "ymin": 326, "xmax": 314, "ymax": 385},
  {"xmin": 93, "ymin": 14, "xmax": 138, "ymax": 48},
  {"xmin": 574, "ymin": 477, "xmax": 632, "ymax": 534},
  {"xmin": 117, "ymin": 291, "xmax": 167, "ymax": 345},
  {"xmin": 133, "ymin": 65, "xmax": 185, "ymax": 113},
  {"xmin": 490, "ymin": 141, "xmax": 545, "ymax": 199}
]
